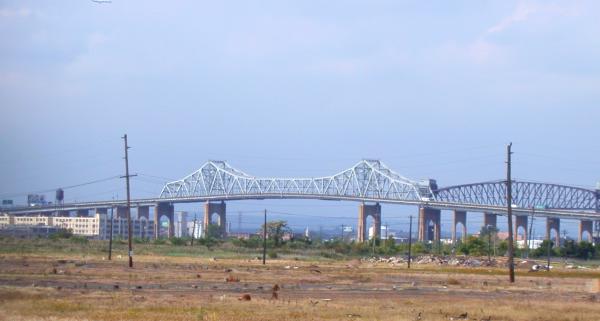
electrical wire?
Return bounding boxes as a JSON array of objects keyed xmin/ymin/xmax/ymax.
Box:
[{"xmin": 0, "ymin": 175, "xmax": 122, "ymax": 198}]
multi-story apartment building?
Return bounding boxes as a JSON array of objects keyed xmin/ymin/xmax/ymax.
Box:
[{"xmin": 0, "ymin": 213, "xmax": 154, "ymax": 240}]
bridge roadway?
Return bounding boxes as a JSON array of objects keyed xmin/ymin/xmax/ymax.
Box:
[{"xmin": 2, "ymin": 195, "xmax": 599, "ymax": 220}]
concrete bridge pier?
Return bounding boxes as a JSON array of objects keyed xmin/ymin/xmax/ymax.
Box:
[
  {"xmin": 546, "ymin": 217, "xmax": 560, "ymax": 247},
  {"xmin": 137, "ymin": 206, "xmax": 150, "ymax": 220},
  {"xmin": 483, "ymin": 213, "xmax": 497, "ymax": 229},
  {"xmin": 514, "ymin": 215, "xmax": 528, "ymax": 244},
  {"xmin": 204, "ymin": 201, "xmax": 227, "ymax": 238},
  {"xmin": 76, "ymin": 209, "xmax": 89, "ymax": 217},
  {"xmin": 418, "ymin": 207, "xmax": 440, "ymax": 242},
  {"xmin": 155, "ymin": 203, "xmax": 174, "ymax": 239},
  {"xmin": 579, "ymin": 220, "xmax": 594, "ymax": 242},
  {"xmin": 357, "ymin": 203, "xmax": 381, "ymax": 242},
  {"xmin": 452, "ymin": 210, "xmax": 467, "ymax": 244},
  {"xmin": 116, "ymin": 206, "xmax": 128, "ymax": 219}
]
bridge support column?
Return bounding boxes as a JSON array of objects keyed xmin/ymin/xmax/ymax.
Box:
[
  {"xmin": 357, "ymin": 203, "xmax": 381, "ymax": 242},
  {"xmin": 514, "ymin": 215, "xmax": 528, "ymax": 244},
  {"xmin": 579, "ymin": 220, "xmax": 593, "ymax": 243},
  {"xmin": 546, "ymin": 218, "xmax": 560, "ymax": 247},
  {"xmin": 155, "ymin": 203, "xmax": 174, "ymax": 239},
  {"xmin": 116, "ymin": 206, "xmax": 128, "ymax": 219},
  {"xmin": 418, "ymin": 207, "xmax": 440, "ymax": 242},
  {"xmin": 483, "ymin": 213, "xmax": 497, "ymax": 229},
  {"xmin": 76, "ymin": 209, "xmax": 89, "ymax": 217},
  {"xmin": 137, "ymin": 206, "xmax": 149, "ymax": 220},
  {"xmin": 452, "ymin": 210, "xmax": 467, "ymax": 244},
  {"xmin": 204, "ymin": 201, "xmax": 227, "ymax": 238}
]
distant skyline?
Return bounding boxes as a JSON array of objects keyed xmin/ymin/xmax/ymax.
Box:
[{"xmin": 1, "ymin": 1, "xmax": 599, "ymax": 237}]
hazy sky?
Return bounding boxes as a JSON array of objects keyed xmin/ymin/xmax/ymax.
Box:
[{"xmin": 1, "ymin": 1, "xmax": 599, "ymax": 234}]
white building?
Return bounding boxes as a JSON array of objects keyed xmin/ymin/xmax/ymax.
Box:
[
  {"xmin": 0, "ymin": 213, "xmax": 154, "ymax": 239},
  {"xmin": 187, "ymin": 221, "xmax": 202, "ymax": 239},
  {"xmin": 98, "ymin": 214, "xmax": 154, "ymax": 240},
  {"xmin": 174, "ymin": 211, "xmax": 188, "ymax": 238}
]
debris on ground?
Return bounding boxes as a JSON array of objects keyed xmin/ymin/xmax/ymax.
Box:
[
  {"xmin": 449, "ymin": 312, "xmax": 468, "ymax": 320},
  {"xmin": 361, "ymin": 255, "xmax": 498, "ymax": 267},
  {"xmin": 238, "ymin": 294, "xmax": 251, "ymax": 301},
  {"xmin": 225, "ymin": 275, "xmax": 240, "ymax": 282}
]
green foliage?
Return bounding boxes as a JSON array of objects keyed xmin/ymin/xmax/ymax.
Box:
[
  {"xmin": 260, "ymin": 220, "xmax": 292, "ymax": 247},
  {"xmin": 204, "ymin": 224, "xmax": 223, "ymax": 239},
  {"xmin": 231, "ymin": 236, "xmax": 263, "ymax": 248},
  {"xmin": 169, "ymin": 237, "xmax": 187, "ymax": 246},
  {"xmin": 49, "ymin": 229, "xmax": 73, "ymax": 240},
  {"xmin": 69, "ymin": 235, "xmax": 89, "ymax": 244},
  {"xmin": 153, "ymin": 238, "xmax": 167, "ymax": 245},
  {"xmin": 531, "ymin": 240, "xmax": 557, "ymax": 258},
  {"xmin": 197, "ymin": 236, "xmax": 220, "ymax": 249},
  {"xmin": 268, "ymin": 250, "xmax": 278, "ymax": 258},
  {"xmin": 457, "ymin": 236, "xmax": 487, "ymax": 256}
]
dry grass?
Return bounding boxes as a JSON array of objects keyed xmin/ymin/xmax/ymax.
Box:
[{"xmin": 1, "ymin": 252, "xmax": 600, "ymax": 320}]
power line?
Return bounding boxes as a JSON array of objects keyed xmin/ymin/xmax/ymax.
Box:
[{"xmin": 0, "ymin": 175, "xmax": 122, "ymax": 198}]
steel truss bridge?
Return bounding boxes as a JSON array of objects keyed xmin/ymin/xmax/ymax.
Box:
[{"xmin": 3, "ymin": 159, "xmax": 599, "ymax": 220}]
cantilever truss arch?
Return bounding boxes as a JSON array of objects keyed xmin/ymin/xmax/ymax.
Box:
[{"xmin": 159, "ymin": 160, "xmax": 433, "ymax": 202}]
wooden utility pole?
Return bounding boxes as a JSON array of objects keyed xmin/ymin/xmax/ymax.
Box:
[
  {"xmin": 191, "ymin": 213, "xmax": 197, "ymax": 246},
  {"xmin": 506, "ymin": 142, "xmax": 515, "ymax": 283},
  {"xmin": 408, "ymin": 215, "xmax": 413, "ymax": 269},
  {"xmin": 108, "ymin": 205, "xmax": 114, "ymax": 260},
  {"xmin": 122, "ymin": 134, "xmax": 134, "ymax": 268},
  {"xmin": 262, "ymin": 209, "xmax": 267, "ymax": 265}
]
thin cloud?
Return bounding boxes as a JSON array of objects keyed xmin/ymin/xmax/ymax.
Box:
[
  {"xmin": 487, "ymin": 1, "xmax": 582, "ymax": 34},
  {"xmin": 0, "ymin": 7, "xmax": 31, "ymax": 18},
  {"xmin": 488, "ymin": 2, "xmax": 539, "ymax": 34}
]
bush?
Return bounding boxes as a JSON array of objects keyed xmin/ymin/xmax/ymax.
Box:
[
  {"xmin": 50, "ymin": 229, "xmax": 73, "ymax": 240},
  {"xmin": 268, "ymin": 250, "xmax": 278, "ymax": 259},
  {"xmin": 69, "ymin": 235, "xmax": 89, "ymax": 244},
  {"xmin": 169, "ymin": 237, "xmax": 187, "ymax": 246},
  {"xmin": 153, "ymin": 238, "xmax": 167, "ymax": 245}
]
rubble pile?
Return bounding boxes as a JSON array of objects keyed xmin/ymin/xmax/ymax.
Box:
[{"xmin": 362, "ymin": 255, "xmax": 500, "ymax": 267}]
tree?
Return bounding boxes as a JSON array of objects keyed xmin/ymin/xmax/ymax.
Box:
[
  {"xmin": 204, "ymin": 224, "xmax": 222, "ymax": 239},
  {"xmin": 576, "ymin": 241, "xmax": 595, "ymax": 260},
  {"xmin": 260, "ymin": 220, "xmax": 292, "ymax": 247}
]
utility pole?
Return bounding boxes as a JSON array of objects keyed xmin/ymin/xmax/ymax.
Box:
[
  {"xmin": 527, "ymin": 207, "xmax": 535, "ymax": 258},
  {"xmin": 262, "ymin": 209, "xmax": 267, "ymax": 265},
  {"xmin": 341, "ymin": 224, "xmax": 345, "ymax": 241},
  {"xmin": 121, "ymin": 134, "xmax": 135, "ymax": 268},
  {"xmin": 547, "ymin": 230, "xmax": 551, "ymax": 271},
  {"xmin": 191, "ymin": 213, "xmax": 197, "ymax": 246},
  {"xmin": 408, "ymin": 215, "xmax": 413, "ymax": 269},
  {"xmin": 487, "ymin": 225, "xmax": 491, "ymax": 263},
  {"xmin": 506, "ymin": 142, "xmax": 515, "ymax": 283},
  {"xmin": 385, "ymin": 222, "xmax": 388, "ymax": 240},
  {"xmin": 108, "ymin": 204, "xmax": 114, "ymax": 260}
]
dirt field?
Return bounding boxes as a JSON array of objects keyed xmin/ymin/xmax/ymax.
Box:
[{"xmin": 1, "ymin": 253, "xmax": 600, "ymax": 321}]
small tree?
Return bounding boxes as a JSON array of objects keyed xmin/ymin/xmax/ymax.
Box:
[{"xmin": 260, "ymin": 220, "xmax": 292, "ymax": 247}]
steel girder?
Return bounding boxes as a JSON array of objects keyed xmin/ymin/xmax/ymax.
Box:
[
  {"xmin": 159, "ymin": 160, "xmax": 432, "ymax": 202},
  {"xmin": 435, "ymin": 181, "xmax": 599, "ymax": 210}
]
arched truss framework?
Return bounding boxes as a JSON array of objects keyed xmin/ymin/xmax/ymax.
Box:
[{"xmin": 160, "ymin": 160, "xmax": 434, "ymax": 202}]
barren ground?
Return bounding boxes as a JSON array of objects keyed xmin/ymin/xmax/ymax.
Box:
[{"xmin": 1, "ymin": 251, "xmax": 600, "ymax": 321}]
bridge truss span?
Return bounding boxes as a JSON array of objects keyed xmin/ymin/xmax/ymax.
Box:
[
  {"xmin": 435, "ymin": 180, "xmax": 599, "ymax": 211},
  {"xmin": 159, "ymin": 160, "xmax": 434, "ymax": 202}
]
